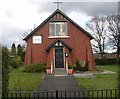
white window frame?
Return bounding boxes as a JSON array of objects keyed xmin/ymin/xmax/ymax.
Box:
[
  {"xmin": 49, "ymin": 22, "xmax": 68, "ymax": 38},
  {"xmin": 33, "ymin": 36, "xmax": 42, "ymax": 44}
]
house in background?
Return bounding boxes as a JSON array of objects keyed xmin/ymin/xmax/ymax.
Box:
[{"xmin": 23, "ymin": 9, "xmax": 96, "ymax": 71}]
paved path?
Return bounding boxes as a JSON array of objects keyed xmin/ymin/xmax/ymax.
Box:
[
  {"xmin": 35, "ymin": 74, "xmax": 82, "ymax": 91},
  {"xmin": 32, "ymin": 68, "xmax": 86, "ymax": 98},
  {"xmin": 53, "ymin": 68, "xmax": 67, "ymax": 75},
  {"xmin": 32, "ymin": 74, "xmax": 86, "ymax": 98}
]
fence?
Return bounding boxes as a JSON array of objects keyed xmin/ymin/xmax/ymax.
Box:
[{"xmin": 2, "ymin": 89, "xmax": 120, "ymax": 98}]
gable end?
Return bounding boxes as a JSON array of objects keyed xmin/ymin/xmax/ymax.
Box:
[{"xmin": 23, "ymin": 9, "xmax": 93, "ymax": 41}]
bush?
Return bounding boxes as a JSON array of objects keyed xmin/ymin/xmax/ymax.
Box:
[
  {"xmin": 16, "ymin": 56, "xmax": 22, "ymax": 65},
  {"xmin": 9, "ymin": 59, "xmax": 19, "ymax": 68},
  {"xmin": 84, "ymin": 62, "xmax": 88, "ymax": 71},
  {"xmin": 76, "ymin": 59, "xmax": 81, "ymax": 67},
  {"xmin": 73, "ymin": 59, "xmax": 88, "ymax": 71},
  {"xmin": 22, "ymin": 63, "xmax": 46, "ymax": 73},
  {"xmin": 2, "ymin": 46, "xmax": 9, "ymax": 93},
  {"xmin": 68, "ymin": 65, "xmax": 73, "ymax": 69},
  {"xmin": 95, "ymin": 58, "xmax": 119, "ymax": 65},
  {"xmin": 73, "ymin": 59, "xmax": 81, "ymax": 70}
]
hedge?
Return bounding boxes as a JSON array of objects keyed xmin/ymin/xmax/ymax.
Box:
[
  {"xmin": 21, "ymin": 63, "xmax": 46, "ymax": 73},
  {"xmin": 95, "ymin": 58, "xmax": 120, "ymax": 65}
]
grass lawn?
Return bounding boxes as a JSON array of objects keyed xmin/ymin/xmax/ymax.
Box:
[
  {"xmin": 76, "ymin": 65, "xmax": 118, "ymax": 90},
  {"xmin": 8, "ymin": 69, "xmax": 44, "ymax": 92},
  {"xmin": 97, "ymin": 65, "xmax": 118, "ymax": 72}
]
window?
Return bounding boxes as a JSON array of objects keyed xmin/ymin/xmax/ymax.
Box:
[
  {"xmin": 49, "ymin": 22, "xmax": 68, "ymax": 37},
  {"xmin": 33, "ymin": 36, "xmax": 42, "ymax": 44}
]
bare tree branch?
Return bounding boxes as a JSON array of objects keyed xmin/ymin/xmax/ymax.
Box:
[
  {"xmin": 86, "ymin": 16, "xmax": 107, "ymax": 59},
  {"xmin": 107, "ymin": 14, "xmax": 120, "ymax": 52}
]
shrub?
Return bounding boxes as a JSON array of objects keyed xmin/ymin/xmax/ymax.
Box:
[
  {"xmin": 9, "ymin": 59, "xmax": 19, "ymax": 68},
  {"xmin": 2, "ymin": 46, "xmax": 9, "ymax": 93},
  {"xmin": 73, "ymin": 59, "xmax": 82, "ymax": 71},
  {"xmin": 83, "ymin": 62, "xmax": 88, "ymax": 71},
  {"xmin": 73, "ymin": 59, "xmax": 88, "ymax": 71},
  {"xmin": 76, "ymin": 59, "xmax": 81, "ymax": 66},
  {"xmin": 16, "ymin": 56, "xmax": 22, "ymax": 65},
  {"xmin": 22, "ymin": 63, "xmax": 46, "ymax": 73},
  {"xmin": 73, "ymin": 64, "xmax": 81, "ymax": 71},
  {"xmin": 22, "ymin": 64, "xmax": 36, "ymax": 73},
  {"xmin": 68, "ymin": 65, "xmax": 73, "ymax": 69},
  {"xmin": 46, "ymin": 66, "xmax": 51, "ymax": 69}
]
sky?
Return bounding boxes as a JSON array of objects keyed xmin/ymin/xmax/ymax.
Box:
[{"xmin": 0, "ymin": 0, "xmax": 119, "ymax": 51}]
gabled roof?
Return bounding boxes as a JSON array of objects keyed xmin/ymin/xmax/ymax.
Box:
[
  {"xmin": 45, "ymin": 39, "xmax": 72, "ymax": 52},
  {"xmin": 23, "ymin": 9, "xmax": 94, "ymax": 41}
]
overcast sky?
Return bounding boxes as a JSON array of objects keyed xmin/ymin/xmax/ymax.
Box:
[{"xmin": 0, "ymin": 0, "xmax": 119, "ymax": 49}]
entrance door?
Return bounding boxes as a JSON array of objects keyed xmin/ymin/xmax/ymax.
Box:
[{"xmin": 55, "ymin": 48, "xmax": 64, "ymax": 68}]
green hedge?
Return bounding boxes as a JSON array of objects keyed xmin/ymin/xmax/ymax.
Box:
[
  {"xmin": 2, "ymin": 46, "xmax": 9, "ymax": 93},
  {"xmin": 9, "ymin": 59, "xmax": 19, "ymax": 68},
  {"xmin": 21, "ymin": 63, "xmax": 46, "ymax": 73},
  {"xmin": 95, "ymin": 58, "xmax": 119, "ymax": 65}
]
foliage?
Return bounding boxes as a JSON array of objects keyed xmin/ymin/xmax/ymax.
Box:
[
  {"xmin": 2, "ymin": 46, "xmax": 9, "ymax": 93},
  {"xmin": 9, "ymin": 59, "xmax": 19, "ymax": 69},
  {"xmin": 84, "ymin": 62, "xmax": 88, "ymax": 71},
  {"xmin": 9, "ymin": 43, "xmax": 25, "ymax": 69},
  {"xmin": 46, "ymin": 66, "xmax": 51, "ymax": 69},
  {"xmin": 95, "ymin": 58, "xmax": 119, "ymax": 65},
  {"xmin": 22, "ymin": 63, "xmax": 46, "ymax": 73},
  {"xmin": 17, "ymin": 56, "xmax": 23, "ymax": 65},
  {"xmin": 17, "ymin": 44, "xmax": 25, "ymax": 61},
  {"xmin": 76, "ymin": 59, "xmax": 81, "ymax": 67},
  {"xmin": 73, "ymin": 59, "xmax": 88, "ymax": 71},
  {"xmin": 9, "ymin": 69, "xmax": 43, "ymax": 92},
  {"xmin": 68, "ymin": 65, "xmax": 73, "ymax": 69},
  {"xmin": 11, "ymin": 43, "xmax": 16, "ymax": 57},
  {"xmin": 73, "ymin": 59, "xmax": 81, "ymax": 70},
  {"xmin": 17, "ymin": 44, "xmax": 22, "ymax": 56}
]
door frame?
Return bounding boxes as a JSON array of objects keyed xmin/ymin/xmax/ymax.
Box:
[{"xmin": 54, "ymin": 47, "xmax": 65, "ymax": 68}]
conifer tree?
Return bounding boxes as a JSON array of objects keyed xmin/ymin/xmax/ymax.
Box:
[{"xmin": 11, "ymin": 43, "xmax": 16, "ymax": 57}]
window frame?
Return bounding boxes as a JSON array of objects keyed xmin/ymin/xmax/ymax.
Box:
[{"xmin": 49, "ymin": 22, "xmax": 68, "ymax": 38}]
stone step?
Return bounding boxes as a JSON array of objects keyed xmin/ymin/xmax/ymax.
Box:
[{"xmin": 53, "ymin": 68, "xmax": 67, "ymax": 75}]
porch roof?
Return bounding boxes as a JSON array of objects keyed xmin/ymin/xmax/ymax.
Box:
[{"xmin": 45, "ymin": 39, "xmax": 72, "ymax": 52}]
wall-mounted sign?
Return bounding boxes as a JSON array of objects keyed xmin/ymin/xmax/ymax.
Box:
[{"xmin": 33, "ymin": 36, "xmax": 42, "ymax": 44}]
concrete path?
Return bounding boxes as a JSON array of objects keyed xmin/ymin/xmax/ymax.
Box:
[
  {"xmin": 53, "ymin": 68, "xmax": 67, "ymax": 75},
  {"xmin": 74, "ymin": 73, "xmax": 95, "ymax": 78}
]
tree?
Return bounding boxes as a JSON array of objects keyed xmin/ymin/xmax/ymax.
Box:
[
  {"xmin": 107, "ymin": 14, "xmax": 120, "ymax": 65},
  {"xmin": 2, "ymin": 46, "xmax": 9, "ymax": 94},
  {"xmin": 11, "ymin": 43, "xmax": 16, "ymax": 57},
  {"xmin": 21, "ymin": 24, "xmax": 36, "ymax": 40},
  {"xmin": 107, "ymin": 14, "xmax": 120, "ymax": 54},
  {"xmin": 17, "ymin": 44, "xmax": 23, "ymax": 56},
  {"xmin": 86, "ymin": 16, "xmax": 108, "ymax": 59},
  {"xmin": 17, "ymin": 44, "xmax": 25, "ymax": 62}
]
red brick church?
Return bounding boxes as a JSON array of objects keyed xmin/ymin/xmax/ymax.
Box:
[{"xmin": 24, "ymin": 9, "xmax": 96, "ymax": 71}]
